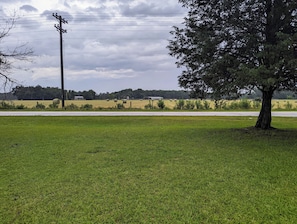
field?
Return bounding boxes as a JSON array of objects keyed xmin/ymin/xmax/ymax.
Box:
[
  {"xmin": 4, "ymin": 99, "xmax": 297, "ymax": 110},
  {"xmin": 1, "ymin": 116, "xmax": 297, "ymax": 223}
]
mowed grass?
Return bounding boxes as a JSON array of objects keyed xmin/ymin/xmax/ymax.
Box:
[{"xmin": 0, "ymin": 116, "xmax": 297, "ymax": 223}]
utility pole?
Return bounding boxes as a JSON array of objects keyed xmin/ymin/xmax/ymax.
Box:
[{"xmin": 53, "ymin": 13, "xmax": 68, "ymax": 108}]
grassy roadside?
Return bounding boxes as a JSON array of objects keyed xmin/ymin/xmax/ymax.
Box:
[
  {"xmin": 2, "ymin": 99, "xmax": 297, "ymax": 110},
  {"xmin": 1, "ymin": 116, "xmax": 297, "ymax": 223}
]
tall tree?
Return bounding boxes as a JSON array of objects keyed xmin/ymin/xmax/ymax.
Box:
[
  {"xmin": 0, "ymin": 15, "xmax": 33, "ymax": 90},
  {"xmin": 168, "ymin": 0, "xmax": 297, "ymax": 129}
]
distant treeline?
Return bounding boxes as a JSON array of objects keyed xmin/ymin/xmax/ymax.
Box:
[
  {"xmin": 1, "ymin": 85, "xmax": 296, "ymax": 101},
  {"xmin": 8, "ymin": 86, "xmax": 190, "ymax": 100}
]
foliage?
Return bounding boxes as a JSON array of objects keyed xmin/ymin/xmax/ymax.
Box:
[
  {"xmin": 285, "ymin": 101, "xmax": 293, "ymax": 110},
  {"xmin": 65, "ymin": 103, "xmax": 79, "ymax": 110},
  {"xmin": 35, "ymin": 102, "xmax": 46, "ymax": 109},
  {"xmin": 12, "ymin": 86, "xmax": 191, "ymax": 100},
  {"xmin": 48, "ymin": 99, "xmax": 60, "ymax": 109},
  {"xmin": 0, "ymin": 101, "xmax": 14, "ymax": 109},
  {"xmin": 168, "ymin": 0, "xmax": 297, "ymax": 129},
  {"xmin": 175, "ymin": 99, "xmax": 185, "ymax": 110},
  {"xmin": 0, "ymin": 15, "xmax": 33, "ymax": 87},
  {"xmin": 157, "ymin": 100, "xmax": 165, "ymax": 109},
  {"xmin": 80, "ymin": 104, "xmax": 93, "ymax": 110},
  {"xmin": 1, "ymin": 117, "xmax": 297, "ymax": 223},
  {"xmin": 116, "ymin": 103, "xmax": 125, "ymax": 109},
  {"xmin": 185, "ymin": 100, "xmax": 195, "ymax": 110}
]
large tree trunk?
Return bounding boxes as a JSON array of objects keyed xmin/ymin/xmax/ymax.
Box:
[{"xmin": 255, "ymin": 89, "xmax": 274, "ymax": 129}]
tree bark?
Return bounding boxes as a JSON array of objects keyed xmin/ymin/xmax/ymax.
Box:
[{"xmin": 255, "ymin": 89, "xmax": 274, "ymax": 129}]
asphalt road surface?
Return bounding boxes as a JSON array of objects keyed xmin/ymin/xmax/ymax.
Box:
[{"xmin": 1, "ymin": 111, "xmax": 297, "ymax": 117}]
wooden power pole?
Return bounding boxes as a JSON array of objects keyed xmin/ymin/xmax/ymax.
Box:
[{"xmin": 53, "ymin": 13, "xmax": 68, "ymax": 108}]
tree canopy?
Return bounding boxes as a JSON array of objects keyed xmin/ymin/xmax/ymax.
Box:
[{"xmin": 168, "ymin": 0, "xmax": 297, "ymax": 129}]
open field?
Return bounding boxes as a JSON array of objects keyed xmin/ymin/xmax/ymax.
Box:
[
  {"xmin": 3, "ymin": 99, "xmax": 297, "ymax": 110},
  {"xmin": 1, "ymin": 116, "xmax": 297, "ymax": 223}
]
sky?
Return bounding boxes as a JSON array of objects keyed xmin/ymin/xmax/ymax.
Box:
[{"xmin": 0, "ymin": 0, "xmax": 187, "ymax": 93}]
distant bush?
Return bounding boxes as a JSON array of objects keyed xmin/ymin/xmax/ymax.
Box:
[
  {"xmin": 116, "ymin": 103, "xmax": 125, "ymax": 109},
  {"xmin": 65, "ymin": 103, "xmax": 79, "ymax": 110},
  {"xmin": 238, "ymin": 99, "xmax": 251, "ymax": 109},
  {"xmin": 144, "ymin": 103, "xmax": 154, "ymax": 109},
  {"xmin": 157, "ymin": 100, "xmax": 165, "ymax": 110},
  {"xmin": 195, "ymin": 100, "xmax": 204, "ymax": 110},
  {"xmin": 80, "ymin": 104, "xmax": 93, "ymax": 110},
  {"xmin": 185, "ymin": 100, "xmax": 195, "ymax": 110},
  {"xmin": 203, "ymin": 100, "xmax": 211, "ymax": 110},
  {"xmin": 285, "ymin": 101, "xmax": 293, "ymax": 110},
  {"xmin": 15, "ymin": 104, "xmax": 26, "ymax": 109},
  {"xmin": 0, "ymin": 101, "xmax": 14, "ymax": 109},
  {"xmin": 35, "ymin": 102, "xmax": 46, "ymax": 109},
  {"xmin": 253, "ymin": 100, "xmax": 261, "ymax": 109},
  {"xmin": 214, "ymin": 100, "xmax": 226, "ymax": 110},
  {"xmin": 175, "ymin": 100, "xmax": 185, "ymax": 110}
]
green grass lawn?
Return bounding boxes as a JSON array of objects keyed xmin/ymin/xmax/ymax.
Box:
[{"xmin": 1, "ymin": 116, "xmax": 297, "ymax": 223}]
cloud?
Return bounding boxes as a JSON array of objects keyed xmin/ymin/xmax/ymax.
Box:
[
  {"xmin": 20, "ymin": 5, "xmax": 38, "ymax": 12},
  {"xmin": 120, "ymin": 1, "xmax": 184, "ymax": 17},
  {"xmin": 1, "ymin": 0, "xmax": 186, "ymax": 93}
]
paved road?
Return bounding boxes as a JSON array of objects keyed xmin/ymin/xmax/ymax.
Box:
[{"xmin": 1, "ymin": 111, "xmax": 297, "ymax": 117}]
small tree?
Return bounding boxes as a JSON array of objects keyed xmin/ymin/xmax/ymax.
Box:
[
  {"xmin": 0, "ymin": 15, "xmax": 33, "ymax": 89},
  {"xmin": 157, "ymin": 100, "xmax": 165, "ymax": 109}
]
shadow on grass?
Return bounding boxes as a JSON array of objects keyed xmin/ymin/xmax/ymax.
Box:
[{"xmin": 234, "ymin": 126, "xmax": 297, "ymax": 138}]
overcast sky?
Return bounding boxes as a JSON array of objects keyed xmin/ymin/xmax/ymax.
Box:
[{"xmin": 0, "ymin": 0, "xmax": 186, "ymax": 93}]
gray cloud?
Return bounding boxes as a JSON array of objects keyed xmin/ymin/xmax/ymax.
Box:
[
  {"xmin": 20, "ymin": 5, "xmax": 38, "ymax": 12},
  {"xmin": 41, "ymin": 10, "xmax": 73, "ymax": 22},
  {"xmin": 3, "ymin": 0, "xmax": 186, "ymax": 93},
  {"xmin": 120, "ymin": 1, "xmax": 184, "ymax": 17}
]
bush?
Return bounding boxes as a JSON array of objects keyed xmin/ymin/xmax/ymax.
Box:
[
  {"xmin": 48, "ymin": 98, "xmax": 60, "ymax": 109},
  {"xmin": 175, "ymin": 100, "xmax": 185, "ymax": 110},
  {"xmin": 253, "ymin": 100, "xmax": 261, "ymax": 109},
  {"xmin": 285, "ymin": 101, "xmax": 293, "ymax": 110},
  {"xmin": 144, "ymin": 103, "xmax": 154, "ymax": 109},
  {"xmin": 15, "ymin": 104, "xmax": 26, "ymax": 109},
  {"xmin": 157, "ymin": 100, "xmax": 165, "ymax": 110},
  {"xmin": 203, "ymin": 100, "xmax": 211, "ymax": 110},
  {"xmin": 65, "ymin": 103, "xmax": 79, "ymax": 110},
  {"xmin": 0, "ymin": 101, "xmax": 15, "ymax": 109},
  {"xmin": 238, "ymin": 99, "xmax": 251, "ymax": 109},
  {"xmin": 195, "ymin": 100, "xmax": 204, "ymax": 110},
  {"xmin": 80, "ymin": 104, "xmax": 93, "ymax": 110},
  {"xmin": 35, "ymin": 102, "xmax": 46, "ymax": 109},
  {"xmin": 185, "ymin": 100, "xmax": 195, "ymax": 110},
  {"xmin": 116, "ymin": 103, "xmax": 125, "ymax": 109},
  {"xmin": 214, "ymin": 100, "xmax": 227, "ymax": 110}
]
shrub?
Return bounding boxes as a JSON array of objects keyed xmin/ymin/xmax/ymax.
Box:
[
  {"xmin": 285, "ymin": 101, "xmax": 293, "ymax": 110},
  {"xmin": 15, "ymin": 104, "xmax": 26, "ymax": 109},
  {"xmin": 116, "ymin": 103, "xmax": 125, "ymax": 109},
  {"xmin": 175, "ymin": 100, "xmax": 185, "ymax": 110},
  {"xmin": 0, "ymin": 101, "xmax": 15, "ymax": 109},
  {"xmin": 253, "ymin": 100, "xmax": 261, "ymax": 109},
  {"xmin": 80, "ymin": 104, "xmax": 93, "ymax": 110},
  {"xmin": 214, "ymin": 100, "xmax": 227, "ymax": 110},
  {"xmin": 35, "ymin": 102, "xmax": 46, "ymax": 109},
  {"xmin": 144, "ymin": 103, "xmax": 154, "ymax": 109},
  {"xmin": 238, "ymin": 99, "xmax": 251, "ymax": 109},
  {"xmin": 185, "ymin": 100, "xmax": 195, "ymax": 110},
  {"xmin": 203, "ymin": 100, "xmax": 211, "ymax": 110},
  {"xmin": 195, "ymin": 100, "xmax": 204, "ymax": 110},
  {"xmin": 65, "ymin": 103, "xmax": 79, "ymax": 110},
  {"xmin": 157, "ymin": 100, "xmax": 165, "ymax": 110}
]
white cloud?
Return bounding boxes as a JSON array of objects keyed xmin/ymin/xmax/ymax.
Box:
[{"xmin": 1, "ymin": 0, "xmax": 187, "ymax": 93}]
